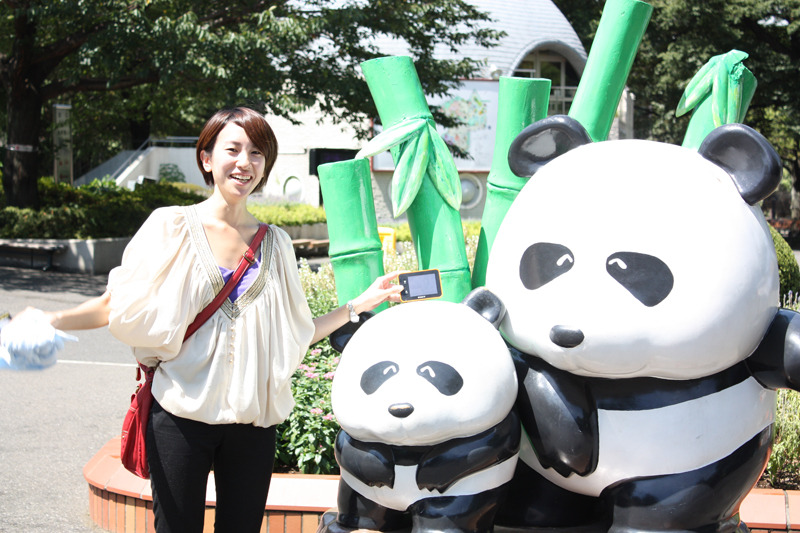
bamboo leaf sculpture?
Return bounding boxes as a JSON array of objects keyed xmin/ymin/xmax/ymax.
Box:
[
  {"xmin": 677, "ymin": 50, "xmax": 756, "ymax": 150},
  {"xmin": 356, "ymin": 116, "xmax": 460, "ymax": 215},
  {"xmin": 426, "ymin": 122, "xmax": 462, "ymax": 209},
  {"xmin": 356, "ymin": 118, "xmax": 427, "ymax": 160},
  {"xmin": 359, "ymin": 55, "xmax": 472, "ymax": 302}
]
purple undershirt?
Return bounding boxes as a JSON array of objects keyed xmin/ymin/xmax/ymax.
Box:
[{"xmin": 218, "ymin": 257, "xmax": 261, "ymax": 302}]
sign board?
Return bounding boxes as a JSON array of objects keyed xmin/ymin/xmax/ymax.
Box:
[{"xmin": 53, "ymin": 104, "xmax": 73, "ymax": 185}]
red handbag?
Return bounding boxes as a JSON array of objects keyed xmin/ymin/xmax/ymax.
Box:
[{"xmin": 120, "ymin": 224, "xmax": 268, "ymax": 478}]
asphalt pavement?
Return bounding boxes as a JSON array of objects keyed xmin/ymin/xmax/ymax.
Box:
[
  {"xmin": 0, "ymin": 266, "xmax": 135, "ymax": 533},
  {"xmin": 2, "ymin": 253, "xmax": 800, "ymax": 532}
]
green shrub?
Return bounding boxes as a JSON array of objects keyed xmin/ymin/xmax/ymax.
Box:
[
  {"xmin": 276, "ymin": 261, "xmax": 340, "ymax": 474},
  {"xmin": 767, "ymin": 295, "xmax": 800, "ymax": 489},
  {"xmin": 381, "ymin": 219, "xmax": 481, "ymax": 243},
  {"xmin": 248, "ymin": 203, "xmax": 327, "ymax": 227},
  {"xmin": 765, "ymin": 388, "xmax": 800, "ymax": 489},
  {"xmin": 0, "ymin": 178, "xmax": 204, "ymax": 239},
  {"xmin": 0, "ymin": 205, "xmax": 87, "ymax": 239},
  {"xmin": 171, "ymin": 182, "xmax": 212, "ymax": 198},
  {"xmin": 275, "ymin": 337, "xmax": 341, "ymax": 474},
  {"xmin": 384, "ymin": 241, "xmax": 419, "ymax": 273},
  {"xmin": 158, "ymin": 163, "xmax": 186, "ymax": 183},
  {"xmin": 771, "ymin": 225, "xmax": 800, "ymax": 302}
]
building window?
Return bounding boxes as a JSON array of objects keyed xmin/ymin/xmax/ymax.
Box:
[
  {"xmin": 512, "ymin": 50, "xmax": 580, "ymax": 115},
  {"xmin": 308, "ymin": 148, "xmax": 358, "ymax": 176}
]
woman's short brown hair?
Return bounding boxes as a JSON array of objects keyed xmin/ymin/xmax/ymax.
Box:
[{"xmin": 195, "ymin": 107, "xmax": 278, "ymax": 193}]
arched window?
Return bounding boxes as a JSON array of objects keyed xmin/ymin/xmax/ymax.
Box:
[{"xmin": 512, "ymin": 50, "xmax": 580, "ymax": 115}]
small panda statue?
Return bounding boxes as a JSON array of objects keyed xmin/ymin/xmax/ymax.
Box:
[
  {"xmin": 485, "ymin": 116, "xmax": 800, "ymax": 533},
  {"xmin": 324, "ymin": 290, "xmax": 520, "ymax": 533}
]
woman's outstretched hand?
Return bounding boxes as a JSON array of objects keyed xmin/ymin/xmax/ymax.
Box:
[
  {"xmin": 350, "ymin": 270, "xmax": 404, "ymax": 314},
  {"xmin": 310, "ymin": 271, "xmax": 405, "ymax": 345}
]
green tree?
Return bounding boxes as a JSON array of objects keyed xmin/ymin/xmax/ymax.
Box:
[
  {"xmin": 0, "ymin": 0, "xmax": 500, "ymax": 208},
  {"xmin": 548, "ymin": 0, "xmax": 604, "ymax": 52},
  {"xmin": 554, "ymin": 0, "xmax": 800, "ymax": 213}
]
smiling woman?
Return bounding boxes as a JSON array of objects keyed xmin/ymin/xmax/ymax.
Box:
[
  {"xmin": 195, "ymin": 107, "xmax": 278, "ymax": 195},
  {"xmin": 5, "ymin": 106, "xmax": 403, "ymax": 533}
]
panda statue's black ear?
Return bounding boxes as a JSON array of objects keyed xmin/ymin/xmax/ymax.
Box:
[
  {"xmin": 330, "ymin": 312, "xmax": 374, "ymax": 353},
  {"xmin": 462, "ymin": 288, "xmax": 506, "ymax": 329},
  {"xmin": 698, "ymin": 123, "xmax": 782, "ymax": 206},
  {"xmin": 507, "ymin": 115, "xmax": 592, "ymax": 178}
]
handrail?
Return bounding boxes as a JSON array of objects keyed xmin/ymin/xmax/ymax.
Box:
[
  {"xmin": 107, "ymin": 136, "xmax": 199, "ymax": 182},
  {"xmin": 109, "ymin": 136, "xmax": 152, "ymax": 182}
]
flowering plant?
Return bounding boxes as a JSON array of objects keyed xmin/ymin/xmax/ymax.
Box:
[
  {"xmin": 275, "ymin": 339, "xmax": 342, "ymax": 474},
  {"xmin": 275, "ymin": 261, "xmax": 340, "ymax": 474}
]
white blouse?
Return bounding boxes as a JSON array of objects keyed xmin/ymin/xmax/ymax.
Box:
[{"xmin": 107, "ymin": 205, "xmax": 314, "ymax": 428}]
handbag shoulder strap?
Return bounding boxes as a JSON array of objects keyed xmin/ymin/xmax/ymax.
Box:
[{"xmin": 183, "ymin": 224, "xmax": 269, "ymax": 342}]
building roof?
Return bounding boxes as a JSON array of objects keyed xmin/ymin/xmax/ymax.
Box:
[{"xmin": 370, "ymin": 0, "xmax": 587, "ymax": 79}]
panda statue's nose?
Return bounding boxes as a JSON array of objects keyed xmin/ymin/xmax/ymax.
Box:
[
  {"xmin": 389, "ymin": 403, "xmax": 415, "ymax": 418},
  {"xmin": 550, "ymin": 325, "xmax": 584, "ymax": 348}
]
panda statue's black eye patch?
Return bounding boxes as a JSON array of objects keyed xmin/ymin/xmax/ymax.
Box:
[
  {"xmin": 361, "ymin": 361, "xmax": 399, "ymax": 395},
  {"xmin": 417, "ymin": 361, "xmax": 463, "ymax": 396},
  {"xmin": 519, "ymin": 242, "xmax": 574, "ymax": 290},
  {"xmin": 606, "ymin": 252, "xmax": 674, "ymax": 307}
]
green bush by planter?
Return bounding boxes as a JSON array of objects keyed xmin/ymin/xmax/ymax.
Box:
[
  {"xmin": 381, "ymin": 219, "xmax": 481, "ymax": 243},
  {"xmin": 248, "ymin": 203, "xmax": 327, "ymax": 227},
  {"xmin": 766, "ymin": 388, "xmax": 800, "ymax": 489},
  {"xmin": 771, "ymin": 225, "xmax": 800, "ymax": 302},
  {"xmin": 276, "ymin": 261, "xmax": 340, "ymax": 474},
  {"xmin": 770, "ymin": 294, "xmax": 800, "ymax": 489},
  {"xmin": 0, "ymin": 178, "xmax": 204, "ymax": 239},
  {"xmin": 3, "ymin": 178, "xmax": 481, "ymax": 240}
]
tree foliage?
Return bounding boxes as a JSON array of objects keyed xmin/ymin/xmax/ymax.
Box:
[
  {"xmin": 554, "ymin": 0, "xmax": 800, "ymax": 214},
  {"xmin": 0, "ymin": 0, "xmax": 501, "ymax": 208}
]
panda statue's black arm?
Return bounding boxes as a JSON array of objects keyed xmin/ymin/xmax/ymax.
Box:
[
  {"xmin": 746, "ymin": 308, "xmax": 800, "ymax": 390},
  {"xmin": 511, "ymin": 347, "xmax": 599, "ymax": 477},
  {"xmin": 415, "ymin": 409, "xmax": 521, "ymax": 493},
  {"xmin": 335, "ymin": 430, "xmax": 396, "ymax": 488}
]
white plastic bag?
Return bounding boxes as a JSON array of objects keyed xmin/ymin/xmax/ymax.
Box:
[{"xmin": 0, "ymin": 310, "xmax": 77, "ymax": 370}]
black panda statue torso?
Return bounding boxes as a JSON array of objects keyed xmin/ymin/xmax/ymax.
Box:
[
  {"xmin": 485, "ymin": 117, "xmax": 800, "ymax": 533},
  {"xmin": 324, "ymin": 294, "xmax": 521, "ymax": 533}
]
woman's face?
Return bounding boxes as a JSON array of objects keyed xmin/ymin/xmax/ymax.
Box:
[{"xmin": 200, "ymin": 123, "xmax": 266, "ymax": 200}]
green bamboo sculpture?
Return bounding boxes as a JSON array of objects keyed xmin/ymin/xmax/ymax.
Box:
[
  {"xmin": 568, "ymin": 0, "xmax": 653, "ymax": 142},
  {"xmin": 357, "ymin": 55, "xmax": 472, "ymax": 303},
  {"xmin": 471, "ymin": 77, "xmax": 551, "ymax": 288},
  {"xmin": 317, "ymin": 158, "xmax": 387, "ymax": 312},
  {"xmin": 677, "ymin": 50, "xmax": 757, "ymax": 150}
]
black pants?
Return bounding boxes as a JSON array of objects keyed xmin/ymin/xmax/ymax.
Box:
[{"xmin": 146, "ymin": 400, "xmax": 277, "ymax": 533}]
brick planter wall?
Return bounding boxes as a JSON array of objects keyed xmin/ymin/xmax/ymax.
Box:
[
  {"xmin": 84, "ymin": 437, "xmax": 338, "ymax": 533},
  {"xmin": 86, "ymin": 436, "xmax": 800, "ymax": 533}
]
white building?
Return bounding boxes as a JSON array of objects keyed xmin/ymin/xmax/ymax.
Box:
[{"xmin": 81, "ymin": 0, "xmax": 603, "ymax": 222}]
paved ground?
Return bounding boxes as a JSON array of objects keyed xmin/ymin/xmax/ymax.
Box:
[
  {"xmin": 1, "ymin": 252, "xmax": 799, "ymax": 533},
  {"xmin": 0, "ymin": 257, "xmax": 330, "ymax": 533},
  {"xmin": 0, "ymin": 266, "xmax": 134, "ymax": 533}
]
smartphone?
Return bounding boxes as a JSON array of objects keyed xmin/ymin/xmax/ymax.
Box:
[{"xmin": 399, "ymin": 269, "xmax": 442, "ymax": 302}]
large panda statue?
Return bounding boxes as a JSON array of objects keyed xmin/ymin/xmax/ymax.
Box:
[
  {"xmin": 485, "ymin": 116, "xmax": 800, "ymax": 533},
  {"xmin": 324, "ymin": 290, "xmax": 520, "ymax": 533}
]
